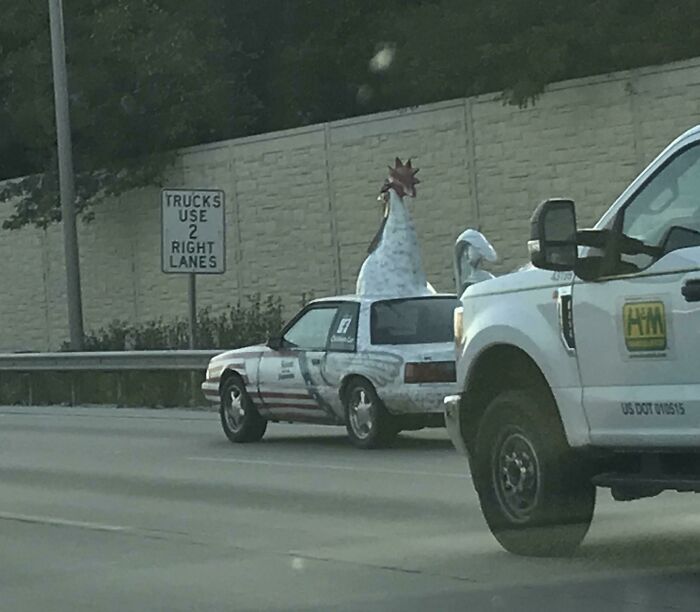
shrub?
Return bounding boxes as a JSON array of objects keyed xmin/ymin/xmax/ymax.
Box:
[
  {"xmin": 62, "ymin": 294, "xmax": 284, "ymax": 351},
  {"xmin": 5, "ymin": 295, "xmax": 286, "ymax": 408}
]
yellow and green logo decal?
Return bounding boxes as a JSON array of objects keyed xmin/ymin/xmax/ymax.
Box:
[{"xmin": 623, "ymin": 301, "xmax": 667, "ymax": 352}]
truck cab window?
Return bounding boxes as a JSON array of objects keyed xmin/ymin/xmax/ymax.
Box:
[{"xmin": 621, "ymin": 144, "xmax": 700, "ymax": 269}]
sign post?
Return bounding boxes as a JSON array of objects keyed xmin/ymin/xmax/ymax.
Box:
[
  {"xmin": 188, "ymin": 273, "xmax": 197, "ymax": 349},
  {"xmin": 161, "ymin": 188, "xmax": 226, "ymax": 349}
]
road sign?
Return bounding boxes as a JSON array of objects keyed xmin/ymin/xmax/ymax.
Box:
[{"xmin": 161, "ymin": 188, "xmax": 226, "ymax": 274}]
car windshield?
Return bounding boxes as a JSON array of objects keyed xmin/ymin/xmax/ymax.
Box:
[{"xmin": 370, "ymin": 297, "xmax": 459, "ymax": 345}]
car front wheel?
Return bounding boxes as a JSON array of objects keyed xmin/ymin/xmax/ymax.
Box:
[
  {"xmin": 472, "ymin": 390, "xmax": 595, "ymax": 557},
  {"xmin": 220, "ymin": 375, "xmax": 267, "ymax": 443}
]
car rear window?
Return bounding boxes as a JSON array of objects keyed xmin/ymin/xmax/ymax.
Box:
[{"xmin": 370, "ymin": 297, "xmax": 459, "ymax": 345}]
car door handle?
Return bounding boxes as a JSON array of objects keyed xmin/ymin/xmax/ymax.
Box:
[
  {"xmin": 311, "ymin": 358, "xmax": 321, "ymax": 365},
  {"xmin": 681, "ymin": 279, "xmax": 700, "ymax": 302}
]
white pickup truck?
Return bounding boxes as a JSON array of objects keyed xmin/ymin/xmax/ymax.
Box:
[{"xmin": 445, "ymin": 125, "xmax": 700, "ymax": 557}]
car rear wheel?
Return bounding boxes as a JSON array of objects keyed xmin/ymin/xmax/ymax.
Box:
[
  {"xmin": 472, "ymin": 390, "xmax": 595, "ymax": 557},
  {"xmin": 344, "ymin": 378, "xmax": 398, "ymax": 449},
  {"xmin": 220, "ymin": 375, "xmax": 267, "ymax": 443}
]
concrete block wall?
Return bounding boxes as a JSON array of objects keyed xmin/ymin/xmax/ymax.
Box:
[
  {"xmin": 0, "ymin": 219, "xmax": 48, "ymax": 350},
  {"xmin": 3, "ymin": 56, "xmax": 700, "ymax": 350}
]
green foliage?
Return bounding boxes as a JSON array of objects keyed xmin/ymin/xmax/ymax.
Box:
[
  {"xmin": 255, "ymin": 0, "xmax": 700, "ymax": 115},
  {"xmin": 0, "ymin": 0, "xmax": 259, "ymax": 229},
  {"xmin": 9, "ymin": 295, "xmax": 285, "ymax": 408},
  {"xmin": 62, "ymin": 294, "xmax": 284, "ymax": 351},
  {"xmin": 4, "ymin": 0, "xmax": 700, "ymax": 230},
  {"xmin": 196, "ymin": 295, "xmax": 285, "ymax": 350}
]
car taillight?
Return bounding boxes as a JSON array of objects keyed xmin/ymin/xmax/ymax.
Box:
[
  {"xmin": 404, "ymin": 361, "xmax": 456, "ymax": 383},
  {"xmin": 453, "ymin": 306, "xmax": 464, "ymax": 348}
]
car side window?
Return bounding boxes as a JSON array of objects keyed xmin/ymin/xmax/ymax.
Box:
[
  {"xmin": 621, "ymin": 143, "xmax": 700, "ymax": 269},
  {"xmin": 283, "ymin": 306, "xmax": 338, "ymax": 350},
  {"xmin": 327, "ymin": 302, "xmax": 360, "ymax": 352}
]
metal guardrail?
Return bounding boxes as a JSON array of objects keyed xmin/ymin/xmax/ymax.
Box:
[
  {"xmin": 0, "ymin": 350, "xmax": 225, "ymax": 406},
  {"xmin": 0, "ymin": 350, "xmax": 222, "ymax": 371}
]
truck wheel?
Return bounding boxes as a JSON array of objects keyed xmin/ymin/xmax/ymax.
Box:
[
  {"xmin": 344, "ymin": 378, "xmax": 398, "ymax": 449},
  {"xmin": 220, "ymin": 375, "xmax": 267, "ymax": 443},
  {"xmin": 473, "ymin": 390, "xmax": 595, "ymax": 557}
]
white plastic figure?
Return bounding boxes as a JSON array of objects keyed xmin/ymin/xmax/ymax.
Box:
[
  {"xmin": 356, "ymin": 158, "xmax": 435, "ymax": 297},
  {"xmin": 453, "ymin": 228, "xmax": 498, "ymax": 295}
]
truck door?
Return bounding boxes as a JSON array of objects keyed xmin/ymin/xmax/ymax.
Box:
[{"xmin": 573, "ymin": 142, "xmax": 700, "ymax": 447}]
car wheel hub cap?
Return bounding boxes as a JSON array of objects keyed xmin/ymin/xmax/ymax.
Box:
[
  {"xmin": 350, "ymin": 390, "xmax": 374, "ymax": 439},
  {"xmin": 495, "ymin": 432, "xmax": 540, "ymax": 522},
  {"xmin": 225, "ymin": 388, "xmax": 245, "ymax": 431}
]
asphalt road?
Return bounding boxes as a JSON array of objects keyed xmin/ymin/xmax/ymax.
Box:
[{"xmin": 1, "ymin": 406, "xmax": 700, "ymax": 612}]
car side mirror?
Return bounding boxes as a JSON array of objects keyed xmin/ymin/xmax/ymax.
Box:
[
  {"xmin": 266, "ymin": 335, "xmax": 282, "ymax": 351},
  {"xmin": 528, "ymin": 198, "xmax": 578, "ymax": 271}
]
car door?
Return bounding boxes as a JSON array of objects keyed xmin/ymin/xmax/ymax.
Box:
[
  {"xmin": 319, "ymin": 301, "xmax": 362, "ymax": 418},
  {"xmin": 256, "ymin": 303, "xmax": 340, "ymax": 423},
  {"xmin": 573, "ymin": 142, "xmax": 700, "ymax": 447}
]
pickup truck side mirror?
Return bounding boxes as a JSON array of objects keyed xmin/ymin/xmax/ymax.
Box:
[
  {"xmin": 266, "ymin": 335, "xmax": 283, "ymax": 351},
  {"xmin": 528, "ymin": 198, "xmax": 578, "ymax": 271}
]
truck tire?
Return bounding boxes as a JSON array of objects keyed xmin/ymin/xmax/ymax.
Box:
[
  {"xmin": 220, "ymin": 375, "xmax": 267, "ymax": 443},
  {"xmin": 344, "ymin": 378, "xmax": 398, "ymax": 449},
  {"xmin": 473, "ymin": 390, "xmax": 595, "ymax": 557}
]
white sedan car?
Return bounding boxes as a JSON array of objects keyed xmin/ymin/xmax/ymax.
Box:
[{"xmin": 202, "ymin": 293, "xmax": 459, "ymax": 448}]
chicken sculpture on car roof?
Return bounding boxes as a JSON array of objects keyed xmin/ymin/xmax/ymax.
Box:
[
  {"xmin": 357, "ymin": 158, "xmax": 436, "ymax": 297},
  {"xmin": 202, "ymin": 158, "xmax": 494, "ymax": 448}
]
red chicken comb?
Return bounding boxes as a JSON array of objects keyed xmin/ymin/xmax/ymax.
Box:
[{"xmin": 382, "ymin": 157, "xmax": 420, "ymax": 198}]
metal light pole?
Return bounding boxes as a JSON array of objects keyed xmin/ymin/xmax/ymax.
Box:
[{"xmin": 48, "ymin": 0, "xmax": 84, "ymax": 350}]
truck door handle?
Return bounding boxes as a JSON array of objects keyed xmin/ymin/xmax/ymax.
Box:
[{"xmin": 681, "ymin": 279, "xmax": 700, "ymax": 302}]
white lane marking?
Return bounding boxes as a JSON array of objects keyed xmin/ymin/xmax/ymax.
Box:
[
  {"xmin": 188, "ymin": 456, "xmax": 467, "ymax": 479},
  {"xmin": 0, "ymin": 511, "xmax": 129, "ymax": 533}
]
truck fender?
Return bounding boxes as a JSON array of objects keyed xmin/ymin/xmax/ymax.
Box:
[{"xmin": 458, "ymin": 307, "xmax": 590, "ymax": 449}]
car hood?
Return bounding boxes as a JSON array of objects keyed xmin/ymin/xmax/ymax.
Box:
[{"xmin": 210, "ymin": 344, "xmax": 269, "ymax": 364}]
